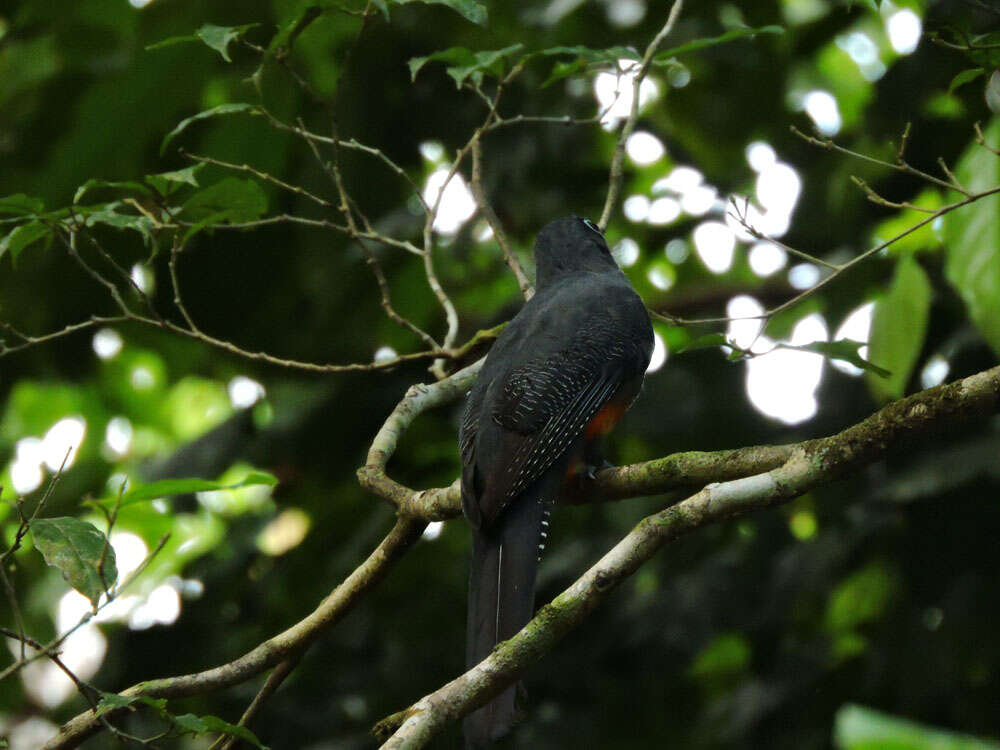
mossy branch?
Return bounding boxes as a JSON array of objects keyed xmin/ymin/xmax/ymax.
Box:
[{"xmin": 375, "ymin": 364, "xmax": 1000, "ymax": 747}]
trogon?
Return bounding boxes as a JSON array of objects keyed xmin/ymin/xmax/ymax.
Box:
[{"xmin": 460, "ymin": 216, "xmax": 654, "ymax": 746}]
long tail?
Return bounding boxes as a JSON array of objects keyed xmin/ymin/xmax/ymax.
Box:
[{"xmin": 464, "ymin": 486, "xmax": 548, "ymax": 747}]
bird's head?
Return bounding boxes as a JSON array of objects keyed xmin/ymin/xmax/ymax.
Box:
[{"xmin": 533, "ymin": 216, "xmax": 621, "ymax": 289}]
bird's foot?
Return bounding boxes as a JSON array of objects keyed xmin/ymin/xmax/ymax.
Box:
[{"xmin": 582, "ymin": 459, "xmax": 615, "ymax": 481}]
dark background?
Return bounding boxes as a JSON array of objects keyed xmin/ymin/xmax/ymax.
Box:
[{"xmin": 2, "ymin": 0, "xmax": 999, "ymax": 747}]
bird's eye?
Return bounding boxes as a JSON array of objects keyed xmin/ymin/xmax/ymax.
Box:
[{"xmin": 581, "ymin": 218, "xmax": 603, "ymax": 236}]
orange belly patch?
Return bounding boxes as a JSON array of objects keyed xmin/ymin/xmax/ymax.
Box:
[{"xmin": 585, "ymin": 402, "xmax": 626, "ymax": 439}]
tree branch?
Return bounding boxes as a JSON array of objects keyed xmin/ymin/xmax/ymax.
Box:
[
  {"xmin": 375, "ymin": 363, "xmax": 1000, "ymax": 746},
  {"xmin": 37, "ymin": 345, "xmax": 1000, "ymax": 748},
  {"xmin": 357, "ymin": 358, "xmax": 484, "ymax": 508},
  {"xmin": 42, "ymin": 516, "xmax": 425, "ymax": 750}
]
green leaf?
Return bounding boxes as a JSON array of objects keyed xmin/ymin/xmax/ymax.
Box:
[
  {"xmin": 676, "ymin": 332, "xmax": 731, "ymax": 353},
  {"xmin": 83, "ymin": 203, "xmax": 157, "ymax": 249},
  {"xmin": 392, "ymin": 0, "xmax": 487, "ymax": 26},
  {"xmin": 538, "ymin": 45, "xmax": 641, "ymax": 86},
  {"xmin": 95, "ymin": 694, "xmax": 265, "ymax": 748},
  {"xmin": 74, "ymin": 179, "xmax": 152, "ymax": 204},
  {"xmin": 30, "ymin": 517, "xmax": 118, "ymax": 608},
  {"xmin": 409, "ymin": 45, "xmax": 523, "ymax": 88},
  {"xmin": 172, "ymin": 714, "xmax": 208, "ymax": 733},
  {"xmin": 653, "ymin": 25, "xmax": 784, "ymax": 63},
  {"xmin": 371, "ymin": 0, "xmax": 390, "ymax": 21},
  {"xmin": 145, "ymin": 164, "xmax": 205, "ymax": 196},
  {"xmin": 195, "ymin": 24, "xmax": 260, "ymax": 62},
  {"xmin": 0, "ymin": 194, "xmax": 45, "ymax": 216},
  {"xmin": 0, "ymin": 221, "xmax": 52, "ymax": 264},
  {"xmin": 540, "ymin": 45, "xmax": 640, "ymax": 62},
  {"xmin": 783, "ymin": 340, "xmax": 891, "ymax": 378},
  {"xmin": 146, "ymin": 33, "xmax": 199, "ymax": 52},
  {"xmin": 181, "ymin": 178, "xmax": 268, "ymax": 229},
  {"xmin": 94, "ymin": 692, "xmax": 167, "ymax": 718},
  {"xmin": 541, "ymin": 58, "xmax": 587, "ymax": 87},
  {"xmin": 409, "ymin": 47, "xmax": 475, "ymax": 81},
  {"xmin": 147, "ymin": 24, "xmax": 259, "ymax": 61},
  {"xmin": 451, "ymin": 45, "xmax": 524, "ymax": 88},
  {"xmin": 174, "ymin": 714, "xmax": 267, "ymax": 748},
  {"xmin": 948, "ymin": 67, "xmax": 986, "ymax": 95},
  {"xmin": 160, "ymin": 103, "xmax": 261, "ymax": 156},
  {"xmin": 834, "ymin": 704, "xmax": 1000, "ymax": 750},
  {"xmin": 867, "ymin": 255, "xmax": 932, "ymax": 400},
  {"xmin": 105, "ymin": 472, "xmax": 278, "ymax": 508},
  {"xmin": 95, "ymin": 692, "xmax": 138, "ymax": 716},
  {"xmin": 943, "ymin": 117, "xmax": 1000, "ymax": 356}
]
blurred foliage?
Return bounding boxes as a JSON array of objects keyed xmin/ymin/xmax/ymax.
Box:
[
  {"xmin": 835, "ymin": 704, "xmax": 1000, "ymax": 750},
  {"xmin": 867, "ymin": 253, "xmax": 931, "ymax": 400},
  {"xmin": 1, "ymin": 0, "xmax": 1000, "ymax": 748},
  {"xmin": 943, "ymin": 116, "xmax": 1000, "ymax": 356}
]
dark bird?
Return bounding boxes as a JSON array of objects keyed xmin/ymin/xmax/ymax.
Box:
[{"xmin": 460, "ymin": 216, "xmax": 654, "ymax": 746}]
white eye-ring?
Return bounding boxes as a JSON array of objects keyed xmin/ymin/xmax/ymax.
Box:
[{"xmin": 581, "ymin": 218, "xmax": 603, "ymax": 235}]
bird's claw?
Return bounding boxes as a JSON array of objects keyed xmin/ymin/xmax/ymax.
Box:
[{"xmin": 584, "ymin": 459, "xmax": 615, "ymax": 480}]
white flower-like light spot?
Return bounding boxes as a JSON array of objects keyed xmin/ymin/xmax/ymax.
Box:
[
  {"xmin": 92, "ymin": 328, "xmax": 123, "ymax": 359},
  {"xmin": 887, "ymin": 9, "xmax": 921, "ymax": 55},
  {"xmin": 727, "ymin": 296, "xmax": 765, "ymax": 350},
  {"xmin": 693, "ymin": 222, "xmax": 736, "ymax": 274},
  {"xmin": 228, "ymin": 376, "xmax": 265, "ymax": 408},
  {"xmin": 804, "ymin": 90, "xmax": 842, "ymax": 136},
  {"xmin": 623, "ymin": 195, "xmax": 650, "ymax": 223},
  {"xmin": 42, "ymin": 417, "xmax": 86, "ymax": 471},
  {"xmin": 745, "ymin": 314, "xmax": 828, "ymax": 425},
  {"xmin": 423, "ymin": 169, "xmax": 476, "ymax": 235},
  {"xmin": 625, "ymin": 131, "xmax": 665, "ymax": 165}
]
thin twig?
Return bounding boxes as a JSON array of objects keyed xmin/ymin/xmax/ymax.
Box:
[
  {"xmin": 974, "ymin": 121, "xmax": 1000, "ymax": 156},
  {"xmin": 181, "ymin": 150, "xmax": 336, "ymax": 210},
  {"xmin": 57, "ymin": 228, "xmax": 135, "ymax": 317},
  {"xmin": 168, "ymin": 236, "xmax": 199, "ymax": 332},
  {"xmin": 298, "ymin": 117, "xmax": 441, "ymax": 352},
  {"xmin": 655, "ymin": 136, "xmax": 1000, "ymax": 328},
  {"xmin": 211, "ymin": 655, "xmax": 302, "ymax": 750},
  {"xmin": 0, "ymin": 533, "xmax": 170, "ymax": 683},
  {"xmin": 849, "ymin": 176, "xmax": 938, "ymax": 212},
  {"xmin": 470, "ymin": 129, "xmax": 532, "ymax": 299},
  {"xmin": 727, "ymin": 197, "xmax": 841, "ymax": 270},
  {"xmin": 43, "ymin": 519, "xmax": 425, "ymax": 749},
  {"xmin": 0, "ymin": 628, "xmax": 155, "ymax": 744},
  {"xmin": 257, "ymin": 110, "xmax": 431, "ymax": 219},
  {"xmin": 422, "ymin": 60, "xmax": 531, "ymax": 375},
  {"xmin": 790, "ymin": 125, "xmax": 971, "ymax": 196},
  {"xmin": 71, "ymin": 213, "xmax": 165, "ymax": 324},
  {"xmin": 0, "ymin": 564, "xmax": 26, "ymax": 662},
  {"xmin": 483, "ymin": 113, "xmax": 603, "ymax": 132},
  {"xmin": 598, "ymin": 0, "xmax": 684, "ymax": 230}
]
